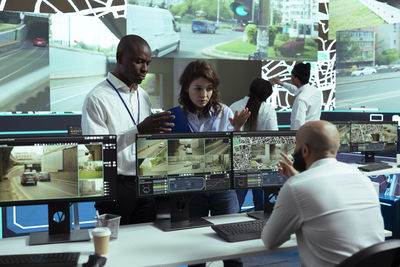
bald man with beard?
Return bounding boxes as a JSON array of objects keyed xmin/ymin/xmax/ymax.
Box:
[{"xmin": 261, "ymin": 120, "xmax": 384, "ymax": 267}]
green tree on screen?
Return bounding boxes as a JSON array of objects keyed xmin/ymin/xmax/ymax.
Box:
[
  {"xmin": 336, "ymin": 32, "xmax": 360, "ymax": 63},
  {"xmin": 376, "ymin": 49, "xmax": 399, "ymax": 65}
]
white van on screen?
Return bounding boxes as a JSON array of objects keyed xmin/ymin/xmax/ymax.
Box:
[{"xmin": 127, "ymin": 5, "xmax": 180, "ymax": 57}]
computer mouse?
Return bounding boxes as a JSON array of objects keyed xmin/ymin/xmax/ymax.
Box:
[{"xmin": 82, "ymin": 254, "xmax": 107, "ymax": 267}]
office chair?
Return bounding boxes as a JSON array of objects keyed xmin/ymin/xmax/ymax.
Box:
[{"xmin": 336, "ymin": 239, "xmax": 400, "ymax": 267}]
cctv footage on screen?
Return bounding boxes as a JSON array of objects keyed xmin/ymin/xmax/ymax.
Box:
[
  {"xmin": 232, "ymin": 133, "xmax": 296, "ymax": 189},
  {"xmin": 0, "ymin": 136, "xmax": 116, "ymax": 203},
  {"xmin": 350, "ymin": 122, "xmax": 398, "ymax": 152},
  {"xmin": 136, "ymin": 133, "xmax": 232, "ymax": 197}
]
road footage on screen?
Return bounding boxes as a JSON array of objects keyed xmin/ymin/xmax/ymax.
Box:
[
  {"xmin": 137, "ymin": 137, "xmax": 231, "ymax": 178},
  {"xmin": 0, "ymin": 144, "xmax": 105, "ymax": 202},
  {"xmin": 126, "ymin": 1, "xmax": 318, "ymax": 61},
  {"xmin": 336, "ymin": 23, "xmax": 400, "ymax": 111}
]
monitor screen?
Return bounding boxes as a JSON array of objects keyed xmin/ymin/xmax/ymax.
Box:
[
  {"xmin": 333, "ymin": 122, "xmax": 351, "ymax": 153},
  {"xmin": 136, "ymin": 132, "xmax": 232, "ymax": 197},
  {"xmin": 232, "ymin": 131, "xmax": 296, "ymax": 190},
  {"xmin": 0, "ymin": 135, "xmax": 117, "ymax": 206},
  {"xmin": 335, "ymin": 23, "xmax": 400, "ymax": 112},
  {"xmin": 350, "ymin": 121, "xmax": 398, "ymax": 152}
]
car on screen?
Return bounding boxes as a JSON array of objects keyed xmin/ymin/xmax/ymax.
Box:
[
  {"xmin": 232, "ymin": 25, "xmax": 245, "ymax": 32},
  {"xmin": 191, "ymin": 19, "xmax": 217, "ymax": 34},
  {"xmin": 21, "ymin": 171, "xmax": 38, "ymax": 186},
  {"xmin": 33, "ymin": 37, "xmax": 47, "ymax": 47},
  {"xmin": 350, "ymin": 67, "xmax": 376, "ymax": 76},
  {"xmin": 38, "ymin": 171, "xmax": 51, "ymax": 182},
  {"xmin": 185, "ymin": 147, "xmax": 192, "ymax": 154}
]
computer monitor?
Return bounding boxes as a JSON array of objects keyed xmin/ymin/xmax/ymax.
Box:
[
  {"xmin": 136, "ymin": 132, "xmax": 232, "ymax": 231},
  {"xmin": 333, "ymin": 122, "xmax": 351, "ymax": 153},
  {"xmin": 350, "ymin": 121, "xmax": 398, "ymax": 163},
  {"xmin": 232, "ymin": 131, "xmax": 297, "ymax": 219},
  {"xmin": 0, "ymin": 135, "xmax": 117, "ymax": 245}
]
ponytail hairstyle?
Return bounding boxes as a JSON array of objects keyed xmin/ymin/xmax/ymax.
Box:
[
  {"xmin": 291, "ymin": 62, "xmax": 311, "ymax": 85},
  {"xmin": 245, "ymin": 78, "xmax": 273, "ymax": 131}
]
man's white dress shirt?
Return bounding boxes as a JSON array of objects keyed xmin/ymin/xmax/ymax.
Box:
[
  {"xmin": 282, "ymin": 82, "xmax": 322, "ymax": 130},
  {"xmin": 81, "ymin": 72, "xmax": 152, "ymax": 176},
  {"xmin": 261, "ymin": 158, "xmax": 385, "ymax": 267}
]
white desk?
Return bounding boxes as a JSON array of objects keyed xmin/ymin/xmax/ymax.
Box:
[
  {"xmin": 0, "ymin": 213, "xmax": 298, "ymax": 267},
  {"xmin": 357, "ymin": 161, "xmax": 400, "ymax": 176},
  {"xmin": 0, "ymin": 214, "xmax": 392, "ymax": 267}
]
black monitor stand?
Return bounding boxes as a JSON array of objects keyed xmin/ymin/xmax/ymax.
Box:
[
  {"xmin": 29, "ymin": 202, "xmax": 90, "ymax": 245},
  {"xmin": 356, "ymin": 151, "xmax": 376, "ymax": 164},
  {"xmin": 153, "ymin": 194, "xmax": 213, "ymax": 231},
  {"xmin": 247, "ymin": 187, "xmax": 280, "ymax": 220}
]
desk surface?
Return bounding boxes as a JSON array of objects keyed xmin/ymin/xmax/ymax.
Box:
[
  {"xmin": 0, "ymin": 213, "xmax": 298, "ymax": 267},
  {"xmin": 353, "ymin": 161, "xmax": 400, "ymax": 176}
]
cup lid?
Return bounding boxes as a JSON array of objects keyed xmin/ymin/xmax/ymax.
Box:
[{"xmin": 92, "ymin": 227, "xmax": 111, "ymax": 237}]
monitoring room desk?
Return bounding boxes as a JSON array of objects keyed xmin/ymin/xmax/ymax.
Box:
[
  {"xmin": 0, "ymin": 212, "xmax": 393, "ymax": 267},
  {"xmin": 0, "ymin": 213, "xmax": 299, "ymax": 267},
  {"xmin": 0, "ymin": 161, "xmax": 394, "ymax": 267}
]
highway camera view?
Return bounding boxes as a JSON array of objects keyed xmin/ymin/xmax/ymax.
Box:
[
  {"xmin": 0, "ymin": 144, "xmax": 105, "ymax": 202},
  {"xmin": 233, "ymin": 135, "xmax": 296, "ymax": 172},
  {"xmin": 137, "ymin": 137, "xmax": 230, "ymax": 177}
]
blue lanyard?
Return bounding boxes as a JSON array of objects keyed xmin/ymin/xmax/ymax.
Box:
[
  {"xmin": 106, "ymin": 79, "xmax": 140, "ymax": 126},
  {"xmin": 187, "ymin": 113, "xmax": 215, "ymax": 132}
]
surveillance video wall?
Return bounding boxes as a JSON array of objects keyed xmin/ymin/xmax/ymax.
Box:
[
  {"xmin": 4, "ymin": 1, "xmax": 400, "ymax": 114},
  {"xmin": 0, "ymin": 0, "xmax": 336, "ymax": 114}
]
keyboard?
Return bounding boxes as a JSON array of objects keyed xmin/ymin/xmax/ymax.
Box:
[
  {"xmin": 211, "ymin": 219, "xmax": 268, "ymax": 242},
  {"xmin": 358, "ymin": 162, "xmax": 393, "ymax": 172},
  {"xmin": 0, "ymin": 252, "xmax": 80, "ymax": 267}
]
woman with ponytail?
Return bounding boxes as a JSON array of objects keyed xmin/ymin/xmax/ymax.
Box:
[
  {"xmin": 230, "ymin": 78, "xmax": 278, "ymax": 132},
  {"xmin": 230, "ymin": 78, "xmax": 278, "ymax": 212}
]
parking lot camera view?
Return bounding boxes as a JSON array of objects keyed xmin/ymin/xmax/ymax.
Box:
[
  {"xmin": 126, "ymin": 0, "xmax": 318, "ymax": 61},
  {"xmin": 0, "ymin": 143, "xmax": 105, "ymax": 202},
  {"xmin": 336, "ymin": 23, "xmax": 400, "ymax": 111}
]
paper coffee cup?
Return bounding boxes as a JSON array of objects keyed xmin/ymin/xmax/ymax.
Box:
[{"xmin": 92, "ymin": 227, "xmax": 111, "ymax": 255}]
